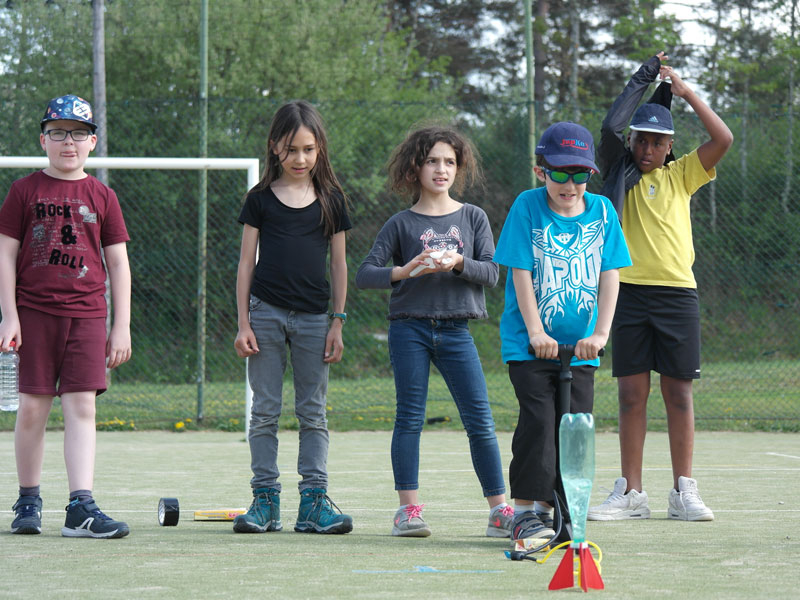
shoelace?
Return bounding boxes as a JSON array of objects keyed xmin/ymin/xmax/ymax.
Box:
[
  {"xmin": 497, "ymin": 505, "xmax": 514, "ymax": 518},
  {"xmin": 598, "ymin": 486, "xmax": 625, "ymax": 504},
  {"xmin": 251, "ymin": 492, "xmax": 276, "ymax": 519},
  {"xmin": 681, "ymin": 488, "xmax": 704, "ymax": 505},
  {"xmin": 404, "ymin": 503, "xmax": 425, "ymax": 519},
  {"xmin": 308, "ymin": 491, "xmax": 342, "ymax": 517},
  {"xmin": 89, "ymin": 507, "xmax": 113, "ymax": 522},
  {"xmin": 14, "ymin": 503, "xmax": 39, "ymax": 517},
  {"xmin": 64, "ymin": 500, "xmax": 114, "ymax": 521},
  {"xmin": 66, "ymin": 500, "xmax": 113, "ymax": 521}
]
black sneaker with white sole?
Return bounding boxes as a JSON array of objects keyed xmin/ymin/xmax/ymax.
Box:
[
  {"xmin": 12, "ymin": 495, "xmax": 43, "ymax": 534},
  {"xmin": 61, "ymin": 498, "xmax": 130, "ymax": 539}
]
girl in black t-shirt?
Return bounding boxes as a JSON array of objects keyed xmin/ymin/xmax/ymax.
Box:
[{"xmin": 233, "ymin": 101, "xmax": 353, "ymax": 535}]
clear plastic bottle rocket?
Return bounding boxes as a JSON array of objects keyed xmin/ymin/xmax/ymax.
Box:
[
  {"xmin": 548, "ymin": 343, "xmax": 604, "ymax": 592},
  {"xmin": 558, "ymin": 412, "xmax": 595, "ymax": 544},
  {"xmin": 549, "ymin": 411, "xmax": 604, "ymax": 592}
]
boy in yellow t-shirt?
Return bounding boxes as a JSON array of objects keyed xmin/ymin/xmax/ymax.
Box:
[{"xmin": 589, "ymin": 53, "xmax": 733, "ymax": 522}]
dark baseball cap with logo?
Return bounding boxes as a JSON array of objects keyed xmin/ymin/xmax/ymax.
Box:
[
  {"xmin": 535, "ymin": 122, "xmax": 599, "ymax": 173},
  {"xmin": 40, "ymin": 94, "xmax": 97, "ymax": 132},
  {"xmin": 629, "ymin": 103, "xmax": 674, "ymax": 135}
]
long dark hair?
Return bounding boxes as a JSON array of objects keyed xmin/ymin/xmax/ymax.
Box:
[
  {"xmin": 386, "ymin": 125, "xmax": 482, "ymax": 203},
  {"xmin": 253, "ymin": 100, "xmax": 347, "ymax": 237}
]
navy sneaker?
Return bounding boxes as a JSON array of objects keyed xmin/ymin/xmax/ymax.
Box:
[
  {"xmin": 61, "ymin": 498, "xmax": 130, "ymax": 539},
  {"xmin": 294, "ymin": 488, "xmax": 353, "ymax": 534},
  {"xmin": 11, "ymin": 495, "xmax": 42, "ymax": 534},
  {"xmin": 233, "ymin": 487, "xmax": 282, "ymax": 533}
]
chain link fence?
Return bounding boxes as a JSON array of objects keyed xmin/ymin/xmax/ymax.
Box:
[{"xmin": 0, "ymin": 98, "xmax": 797, "ymax": 432}]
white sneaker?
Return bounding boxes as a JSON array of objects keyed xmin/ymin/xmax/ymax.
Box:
[
  {"xmin": 668, "ymin": 476, "xmax": 714, "ymax": 521},
  {"xmin": 587, "ymin": 477, "xmax": 651, "ymax": 520}
]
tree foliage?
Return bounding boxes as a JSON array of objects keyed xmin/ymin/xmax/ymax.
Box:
[
  {"xmin": 0, "ymin": 0, "xmax": 456, "ymax": 104},
  {"xmin": 0, "ymin": 0, "xmax": 798, "ymax": 379}
]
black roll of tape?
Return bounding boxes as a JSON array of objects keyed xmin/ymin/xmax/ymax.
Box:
[{"xmin": 158, "ymin": 497, "xmax": 180, "ymax": 526}]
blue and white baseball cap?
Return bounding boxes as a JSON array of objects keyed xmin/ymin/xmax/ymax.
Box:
[
  {"xmin": 40, "ymin": 95, "xmax": 97, "ymax": 132},
  {"xmin": 629, "ymin": 103, "xmax": 674, "ymax": 135},
  {"xmin": 535, "ymin": 122, "xmax": 599, "ymax": 173}
]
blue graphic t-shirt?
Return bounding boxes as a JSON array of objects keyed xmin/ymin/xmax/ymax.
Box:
[{"xmin": 494, "ymin": 188, "xmax": 631, "ymax": 366}]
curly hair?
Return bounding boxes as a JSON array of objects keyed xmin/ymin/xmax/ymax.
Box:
[{"xmin": 386, "ymin": 126, "xmax": 482, "ymax": 202}]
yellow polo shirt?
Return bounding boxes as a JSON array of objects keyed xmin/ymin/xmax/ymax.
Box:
[{"xmin": 620, "ymin": 149, "xmax": 715, "ymax": 288}]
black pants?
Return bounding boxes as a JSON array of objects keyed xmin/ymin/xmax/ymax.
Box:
[{"xmin": 508, "ymin": 360, "xmax": 596, "ymax": 501}]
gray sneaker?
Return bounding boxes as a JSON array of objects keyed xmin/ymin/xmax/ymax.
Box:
[
  {"xmin": 391, "ymin": 504, "xmax": 431, "ymax": 537},
  {"xmin": 668, "ymin": 476, "xmax": 714, "ymax": 521},
  {"xmin": 587, "ymin": 477, "xmax": 651, "ymax": 521},
  {"xmin": 486, "ymin": 504, "xmax": 514, "ymax": 538},
  {"xmin": 233, "ymin": 487, "xmax": 282, "ymax": 533},
  {"xmin": 511, "ymin": 511, "xmax": 555, "ymax": 542}
]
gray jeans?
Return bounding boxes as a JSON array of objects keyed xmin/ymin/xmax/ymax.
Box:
[{"xmin": 247, "ymin": 296, "xmax": 330, "ymax": 492}]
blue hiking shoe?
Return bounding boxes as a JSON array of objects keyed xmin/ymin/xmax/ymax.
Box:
[
  {"xmin": 12, "ymin": 495, "xmax": 42, "ymax": 534},
  {"xmin": 294, "ymin": 488, "xmax": 353, "ymax": 534},
  {"xmin": 61, "ymin": 498, "xmax": 130, "ymax": 539},
  {"xmin": 233, "ymin": 487, "xmax": 282, "ymax": 533}
]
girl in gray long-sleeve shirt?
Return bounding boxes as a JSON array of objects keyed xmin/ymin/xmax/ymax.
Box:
[{"xmin": 356, "ymin": 126, "xmax": 512, "ymax": 540}]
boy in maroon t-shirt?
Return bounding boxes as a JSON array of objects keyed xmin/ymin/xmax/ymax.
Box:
[{"xmin": 0, "ymin": 95, "xmax": 132, "ymax": 538}]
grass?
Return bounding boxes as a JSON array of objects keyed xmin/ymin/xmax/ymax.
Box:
[
  {"xmin": 1, "ymin": 359, "xmax": 798, "ymax": 433},
  {"xmin": 1, "ymin": 429, "xmax": 799, "ymax": 599}
]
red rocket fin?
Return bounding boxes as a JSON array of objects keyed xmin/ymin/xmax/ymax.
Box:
[
  {"xmin": 578, "ymin": 544, "xmax": 604, "ymax": 591},
  {"xmin": 548, "ymin": 547, "xmax": 575, "ymax": 590}
]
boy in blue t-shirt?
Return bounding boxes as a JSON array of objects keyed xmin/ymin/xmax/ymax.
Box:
[{"xmin": 494, "ymin": 122, "xmax": 631, "ymax": 544}]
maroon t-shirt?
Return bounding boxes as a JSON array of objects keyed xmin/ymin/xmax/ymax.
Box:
[{"xmin": 0, "ymin": 170, "xmax": 129, "ymax": 318}]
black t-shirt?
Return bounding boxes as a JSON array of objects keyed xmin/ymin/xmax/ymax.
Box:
[{"xmin": 238, "ymin": 187, "xmax": 351, "ymax": 313}]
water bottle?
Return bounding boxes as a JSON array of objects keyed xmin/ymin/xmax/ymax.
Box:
[
  {"xmin": 0, "ymin": 341, "xmax": 20, "ymax": 412},
  {"xmin": 559, "ymin": 412, "xmax": 595, "ymax": 543}
]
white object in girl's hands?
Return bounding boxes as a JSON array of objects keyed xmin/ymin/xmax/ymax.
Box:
[{"xmin": 410, "ymin": 251, "xmax": 452, "ymax": 276}]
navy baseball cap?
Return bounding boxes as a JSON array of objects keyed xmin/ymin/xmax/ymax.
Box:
[
  {"xmin": 629, "ymin": 103, "xmax": 674, "ymax": 134},
  {"xmin": 535, "ymin": 122, "xmax": 599, "ymax": 173},
  {"xmin": 40, "ymin": 95, "xmax": 97, "ymax": 132}
]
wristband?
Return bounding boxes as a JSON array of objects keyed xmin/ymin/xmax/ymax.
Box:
[{"xmin": 329, "ymin": 312, "xmax": 347, "ymax": 324}]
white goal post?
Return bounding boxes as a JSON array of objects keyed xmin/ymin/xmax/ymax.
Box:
[{"xmin": 0, "ymin": 156, "xmax": 259, "ymax": 434}]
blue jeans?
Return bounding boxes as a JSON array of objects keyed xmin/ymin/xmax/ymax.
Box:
[
  {"xmin": 388, "ymin": 318, "xmax": 506, "ymax": 497},
  {"xmin": 247, "ymin": 296, "xmax": 330, "ymax": 492}
]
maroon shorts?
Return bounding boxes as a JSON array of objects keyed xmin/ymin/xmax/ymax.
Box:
[{"xmin": 18, "ymin": 306, "xmax": 108, "ymax": 396}]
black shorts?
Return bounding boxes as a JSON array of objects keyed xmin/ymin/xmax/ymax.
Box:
[{"xmin": 611, "ymin": 283, "xmax": 701, "ymax": 379}]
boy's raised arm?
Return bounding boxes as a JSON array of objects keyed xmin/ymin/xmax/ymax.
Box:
[
  {"xmin": 662, "ymin": 66, "xmax": 734, "ymax": 171},
  {"xmin": 598, "ymin": 53, "xmax": 665, "ymax": 174}
]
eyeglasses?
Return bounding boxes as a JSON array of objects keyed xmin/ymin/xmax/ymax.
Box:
[
  {"xmin": 43, "ymin": 129, "xmax": 93, "ymax": 142},
  {"xmin": 543, "ymin": 168, "xmax": 592, "ymax": 185}
]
